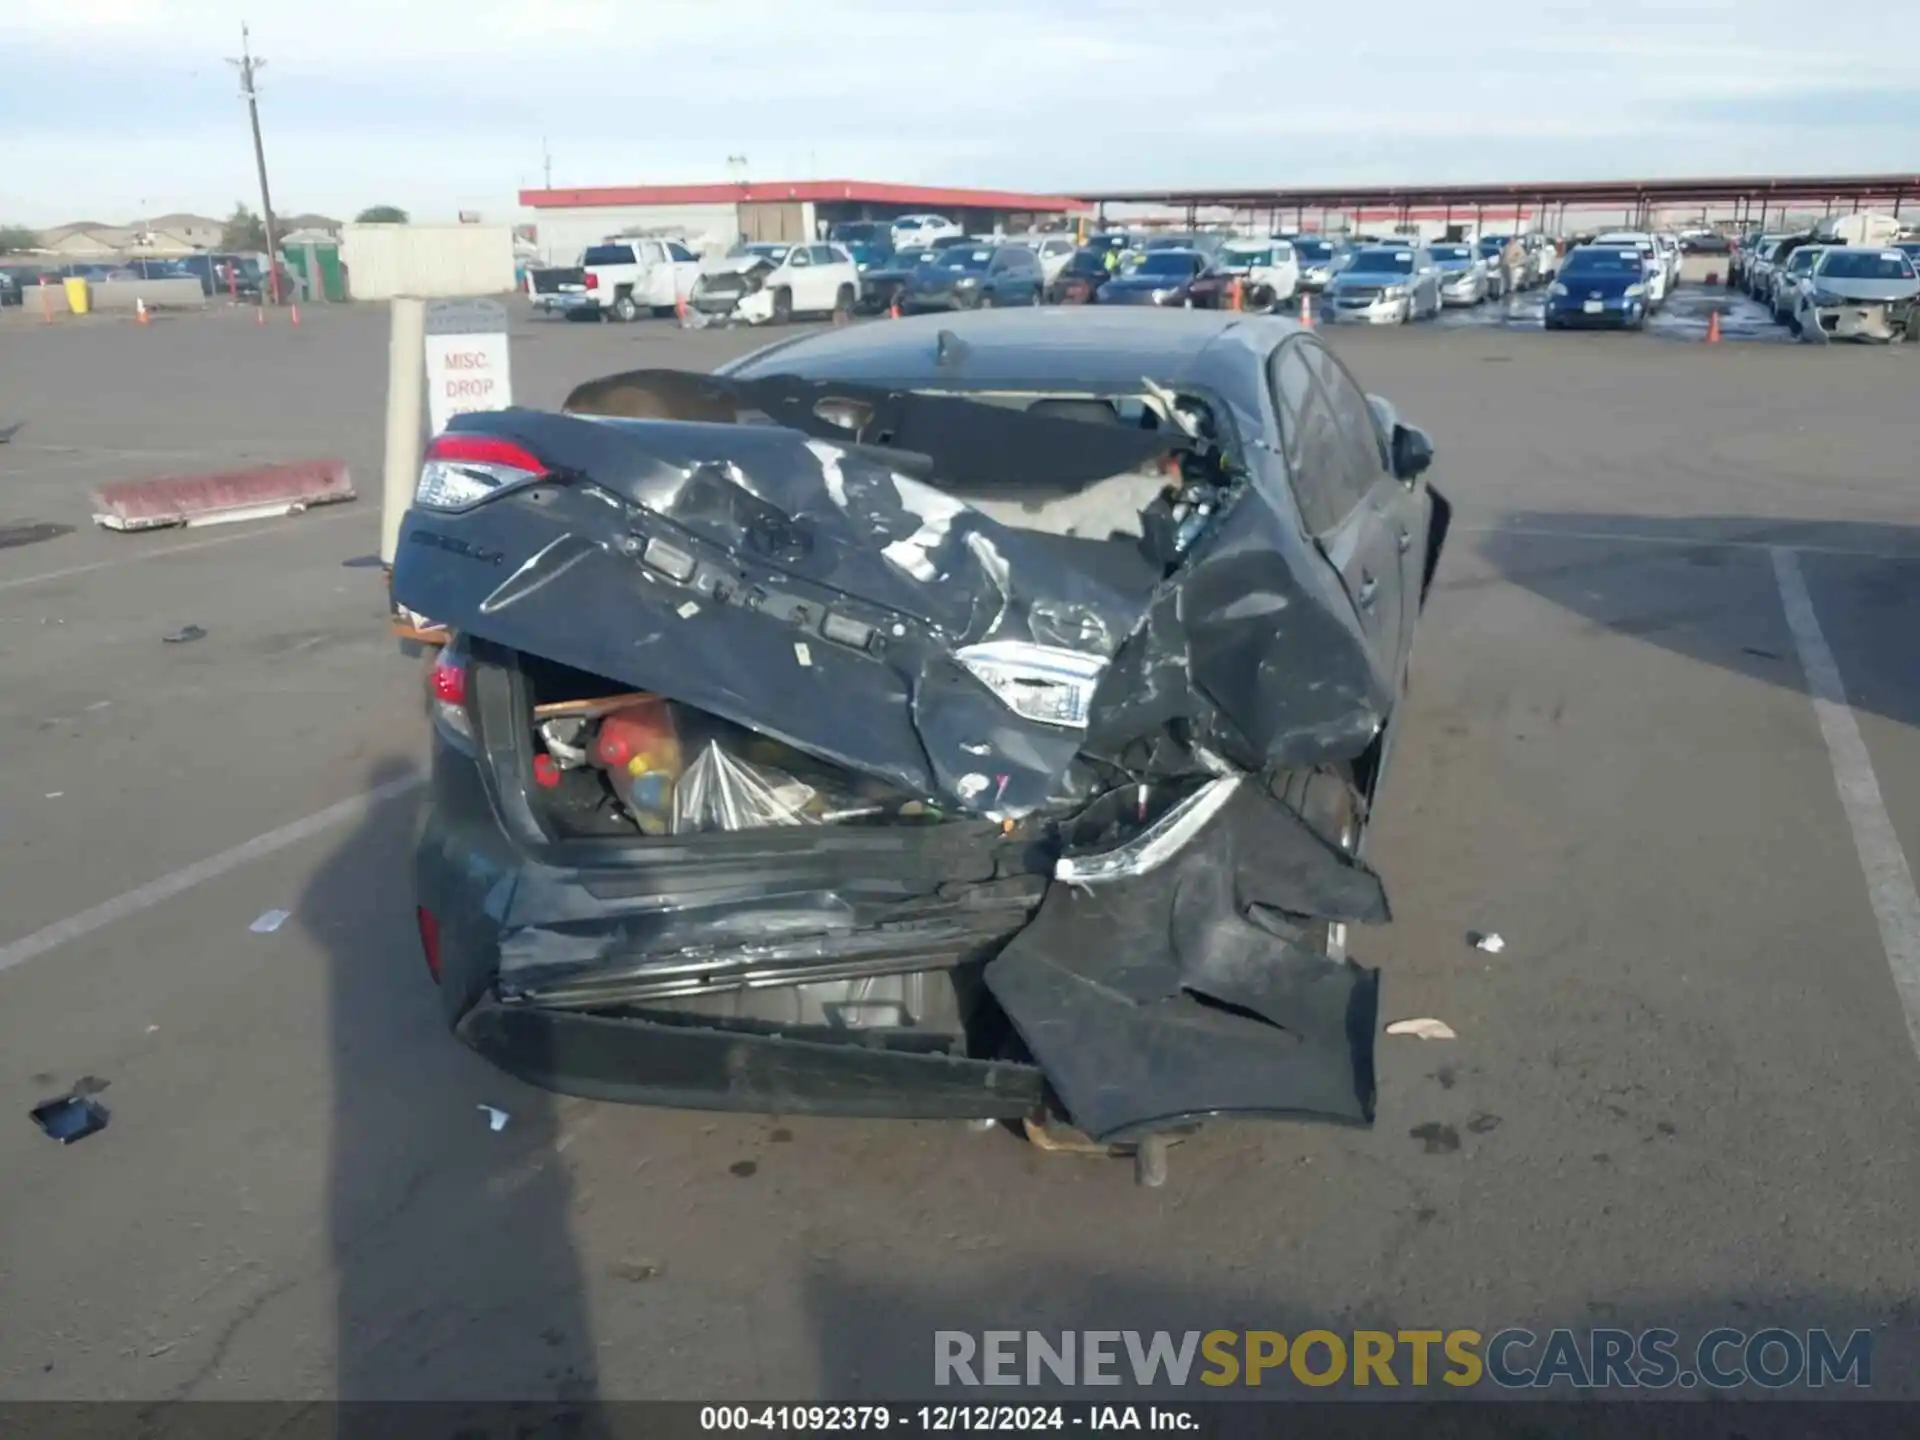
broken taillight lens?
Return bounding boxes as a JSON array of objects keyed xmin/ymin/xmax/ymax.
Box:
[
  {"xmin": 415, "ymin": 433, "xmax": 548, "ymax": 511},
  {"xmin": 584, "ymin": 272, "xmax": 599, "ymax": 289},
  {"xmin": 429, "ymin": 650, "xmax": 473, "ymax": 742}
]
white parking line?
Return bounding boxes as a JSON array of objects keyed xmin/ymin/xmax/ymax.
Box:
[
  {"xmin": 0, "ymin": 505, "xmax": 365, "ymax": 593},
  {"xmin": 1771, "ymin": 546, "xmax": 1920, "ymax": 1065},
  {"xmin": 0, "ymin": 772, "xmax": 423, "ymax": 978}
]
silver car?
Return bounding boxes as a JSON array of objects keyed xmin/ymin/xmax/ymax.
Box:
[
  {"xmin": 1769, "ymin": 245, "xmax": 1834, "ymax": 323},
  {"xmin": 1326, "ymin": 245, "xmax": 1443, "ymax": 323},
  {"xmin": 1428, "ymin": 243, "xmax": 1489, "ymax": 305},
  {"xmin": 1791, "ymin": 245, "xmax": 1920, "ymax": 343}
]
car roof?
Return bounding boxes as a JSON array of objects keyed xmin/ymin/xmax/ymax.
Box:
[{"xmin": 718, "ymin": 307, "xmax": 1303, "ymax": 394}]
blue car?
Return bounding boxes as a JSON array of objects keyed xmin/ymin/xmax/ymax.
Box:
[{"xmin": 1543, "ymin": 246, "xmax": 1651, "ymax": 331}]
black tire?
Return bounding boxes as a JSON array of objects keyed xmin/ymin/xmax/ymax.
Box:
[
  {"xmin": 770, "ymin": 288, "xmax": 792, "ymax": 325},
  {"xmin": 979, "ymin": 290, "xmax": 996, "ymax": 309},
  {"xmin": 610, "ymin": 292, "xmax": 639, "ymax": 323},
  {"xmin": 832, "ymin": 285, "xmax": 855, "ymax": 325},
  {"xmin": 1029, "ymin": 285, "xmax": 1042, "ymax": 306}
]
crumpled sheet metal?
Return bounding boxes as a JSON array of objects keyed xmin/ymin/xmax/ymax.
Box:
[{"xmin": 986, "ymin": 780, "xmax": 1386, "ymax": 1142}]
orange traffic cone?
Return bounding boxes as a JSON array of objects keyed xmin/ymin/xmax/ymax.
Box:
[
  {"xmin": 675, "ymin": 292, "xmax": 687, "ymax": 324},
  {"xmin": 1230, "ymin": 278, "xmax": 1243, "ymax": 312},
  {"xmin": 135, "ymin": 297, "xmax": 150, "ymax": 325},
  {"xmin": 1300, "ymin": 293, "xmax": 1314, "ymax": 329},
  {"xmin": 1706, "ymin": 310, "xmax": 1722, "ymax": 344},
  {"xmin": 889, "ymin": 298, "xmax": 901, "ymax": 320}
]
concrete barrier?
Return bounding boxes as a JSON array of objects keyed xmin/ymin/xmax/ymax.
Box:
[
  {"xmin": 20, "ymin": 278, "xmax": 209, "ymax": 315},
  {"xmin": 91, "ymin": 460, "xmax": 355, "ymax": 531},
  {"xmin": 93, "ymin": 278, "xmax": 208, "ymax": 311}
]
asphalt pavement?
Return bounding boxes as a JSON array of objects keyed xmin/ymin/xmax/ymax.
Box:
[{"xmin": 4, "ymin": 296, "xmax": 1920, "ymax": 1401}]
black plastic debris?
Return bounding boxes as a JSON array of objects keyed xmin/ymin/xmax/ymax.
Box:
[
  {"xmin": 162, "ymin": 624, "xmax": 207, "ymax": 644},
  {"xmin": 0, "ymin": 421, "xmax": 22, "ymax": 444},
  {"xmin": 31, "ymin": 1093, "xmax": 109, "ymax": 1144}
]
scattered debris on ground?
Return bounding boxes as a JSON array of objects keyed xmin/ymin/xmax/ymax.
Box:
[
  {"xmin": 31, "ymin": 1092, "xmax": 109, "ymax": 1145},
  {"xmin": 1471, "ymin": 931, "xmax": 1506, "ymax": 953},
  {"xmin": 161, "ymin": 624, "xmax": 207, "ymax": 645},
  {"xmin": 478, "ymin": 1104, "xmax": 510, "ymax": 1132},
  {"xmin": 1386, "ymin": 1017, "xmax": 1458, "ymax": 1040},
  {"xmin": 248, "ymin": 909, "xmax": 290, "ymax": 934}
]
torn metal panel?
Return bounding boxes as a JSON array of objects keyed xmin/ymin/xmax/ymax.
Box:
[
  {"xmin": 393, "ymin": 405, "xmax": 1177, "ymax": 817},
  {"xmin": 987, "ymin": 782, "xmax": 1382, "ymax": 1143}
]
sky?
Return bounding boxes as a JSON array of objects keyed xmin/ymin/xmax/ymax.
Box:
[{"xmin": 2, "ymin": 0, "xmax": 1918, "ymax": 226}]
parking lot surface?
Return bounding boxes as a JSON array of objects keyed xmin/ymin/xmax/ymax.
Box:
[{"xmin": 4, "ymin": 299, "xmax": 1920, "ymax": 1399}]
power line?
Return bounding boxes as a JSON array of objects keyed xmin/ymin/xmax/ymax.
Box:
[{"xmin": 226, "ymin": 22, "xmax": 282, "ymax": 303}]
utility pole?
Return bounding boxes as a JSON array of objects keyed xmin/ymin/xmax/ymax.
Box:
[{"xmin": 228, "ymin": 23, "xmax": 282, "ymax": 303}]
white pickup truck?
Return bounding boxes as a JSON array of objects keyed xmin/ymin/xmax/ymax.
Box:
[{"xmin": 570, "ymin": 238, "xmax": 703, "ymax": 322}]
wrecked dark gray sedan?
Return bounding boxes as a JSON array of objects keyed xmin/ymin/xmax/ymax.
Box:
[{"xmin": 392, "ymin": 309, "xmax": 1450, "ymax": 1147}]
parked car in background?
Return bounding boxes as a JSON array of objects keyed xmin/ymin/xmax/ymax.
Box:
[
  {"xmin": 1681, "ymin": 231, "xmax": 1732, "ymax": 255},
  {"xmin": 1047, "ymin": 246, "xmax": 1119, "ymax": 305},
  {"xmin": 1011, "ymin": 234, "xmax": 1079, "ymax": 285},
  {"xmin": 1744, "ymin": 234, "xmax": 1803, "ymax": 302},
  {"xmin": 0, "ymin": 268, "xmax": 20, "ymax": 306},
  {"xmin": 1288, "ymin": 235, "xmax": 1348, "ymax": 292},
  {"xmin": 526, "ymin": 264, "xmax": 588, "ymax": 313},
  {"xmin": 826, "ymin": 221, "xmax": 895, "ymax": 273},
  {"xmin": 1474, "ymin": 236, "xmax": 1514, "ymax": 298},
  {"xmin": 1215, "ymin": 239, "xmax": 1300, "ymax": 309},
  {"xmin": 1094, "ymin": 248, "xmax": 1223, "ymax": 308},
  {"xmin": 1769, "ymin": 244, "xmax": 1834, "ymax": 323},
  {"xmin": 1326, "ymin": 245, "xmax": 1443, "ymax": 323},
  {"xmin": 890, "ymin": 214, "xmax": 962, "ymax": 250},
  {"xmin": 855, "ymin": 248, "xmax": 933, "ymax": 313},
  {"xmin": 1543, "ymin": 245, "xmax": 1653, "ymax": 330},
  {"xmin": 691, "ymin": 241, "xmax": 860, "ymax": 324},
  {"xmin": 903, "ymin": 242, "xmax": 1042, "ymax": 311},
  {"xmin": 1139, "ymin": 232, "xmax": 1231, "ymax": 261},
  {"xmin": 1591, "ymin": 233, "xmax": 1669, "ymax": 308},
  {"xmin": 576, "ymin": 238, "xmax": 702, "ymax": 322},
  {"xmin": 1790, "ymin": 245, "xmax": 1920, "ymax": 343},
  {"xmin": 1427, "ymin": 243, "xmax": 1489, "ymax": 305}
]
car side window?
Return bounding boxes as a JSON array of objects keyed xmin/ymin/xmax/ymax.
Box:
[
  {"xmin": 1305, "ymin": 342, "xmax": 1390, "ymax": 504},
  {"xmin": 789, "ymin": 248, "xmax": 811, "ymax": 268},
  {"xmin": 1268, "ymin": 344, "xmax": 1353, "ymax": 537},
  {"xmin": 667, "ymin": 242, "xmax": 696, "ymax": 263},
  {"xmin": 809, "ymin": 244, "xmax": 837, "ymax": 265}
]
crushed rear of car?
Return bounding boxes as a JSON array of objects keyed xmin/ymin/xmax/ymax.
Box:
[{"xmin": 391, "ymin": 316, "xmax": 1447, "ymax": 1148}]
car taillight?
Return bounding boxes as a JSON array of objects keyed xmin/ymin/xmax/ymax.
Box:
[
  {"xmin": 415, "ymin": 432, "xmax": 548, "ymax": 511},
  {"xmin": 584, "ymin": 272, "xmax": 599, "ymax": 290},
  {"xmin": 416, "ymin": 906, "xmax": 442, "ymax": 981},
  {"xmin": 429, "ymin": 650, "xmax": 473, "ymax": 742}
]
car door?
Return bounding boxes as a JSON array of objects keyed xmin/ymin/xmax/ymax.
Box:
[
  {"xmin": 783, "ymin": 246, "xmax": 815, "ymax": 309},
  {"xmin": 1268, "ymin": 338, "xmax": 1407, "ymax": 678}
]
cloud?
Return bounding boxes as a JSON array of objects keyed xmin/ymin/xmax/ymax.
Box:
[{"xmin": 2, "ymin": 0, "xmax": 1918, "ymax": 222}]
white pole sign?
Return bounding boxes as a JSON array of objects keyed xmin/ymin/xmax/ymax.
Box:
[{"xmin": 423, "ymin": 298, "xmax": 513, "ymax": 436}]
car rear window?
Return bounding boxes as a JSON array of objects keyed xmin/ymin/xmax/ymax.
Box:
[{"xmin": 582, "ymin": 244, "xmax": 636, "ymax": 266}]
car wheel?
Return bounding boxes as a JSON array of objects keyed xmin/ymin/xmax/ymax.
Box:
[
  {"xmin": 832, "ymin": 284, "xmax": 855, "ymax": 325},
  {"xmin": 610, "ymin": 293, "xmax": 639, "ymax": 323},
  {"xmin": 978, "ymin": 290, "xmax": 995, "ymax": 309},
  {"xmin": 770, "ymin": 287, "xmax": 792, "ymax": 324},
  {"xmin": 1029, "ymin": 286, "xmax": 1042, "ymax": 306}
]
